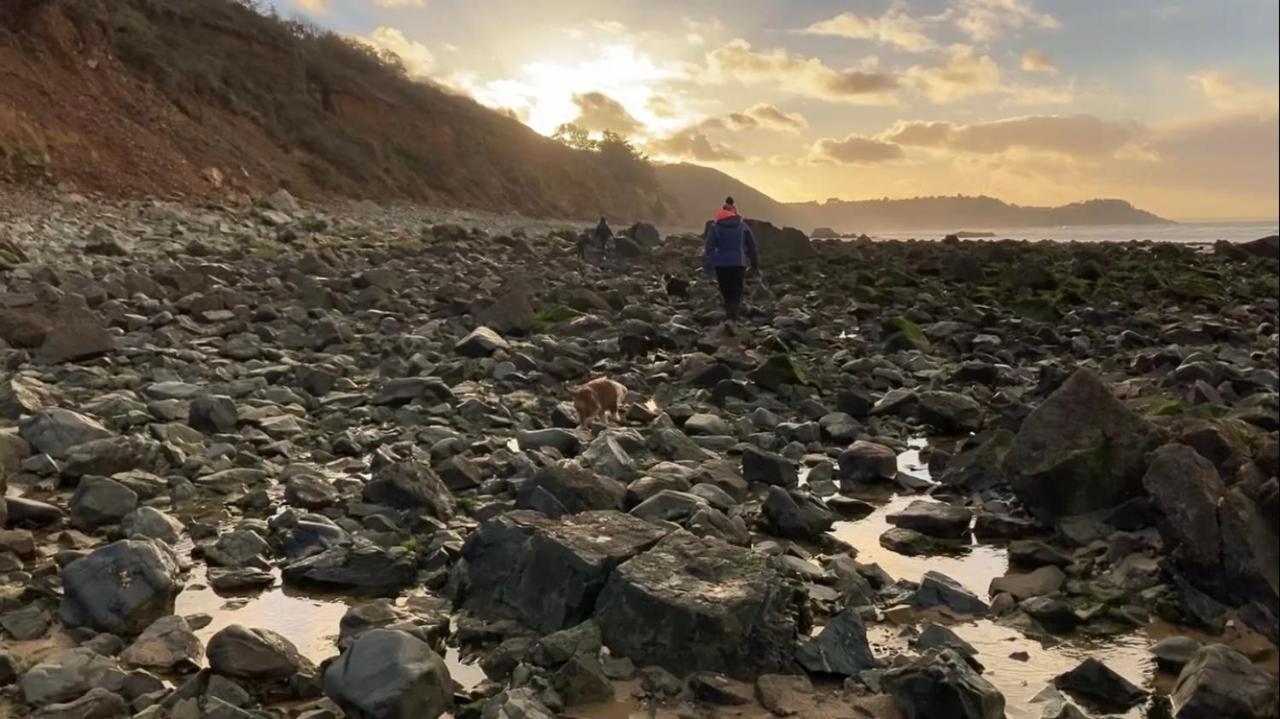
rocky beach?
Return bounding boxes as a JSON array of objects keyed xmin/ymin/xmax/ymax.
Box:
[{"xmin": 0, "ymin": 190, "xmax": 1277, "ymax": 719}]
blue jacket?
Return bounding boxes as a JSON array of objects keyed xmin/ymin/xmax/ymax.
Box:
[{"xmin": 703, "ymin": 213, "xmax": 759, "ymax": 271}]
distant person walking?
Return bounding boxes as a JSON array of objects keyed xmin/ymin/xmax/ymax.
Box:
[
  {"xmin": 594, "ymin": 217, "xmax": 614, "ymax": 256},
  {"xmin": 703, "ymin": 197, "xmax": 758, "ymax": 331}
]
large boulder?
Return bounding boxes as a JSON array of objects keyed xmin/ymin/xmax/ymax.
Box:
[
  {"xmin": 1005, "ymin": 369, "xmax": 1159, "ymax": 522},
  {"xmin": 453, "ymin": 510, "xmax": 666, "ymax": 633},
  {"xmin": 60, "ymin": 539, "xmax": 181, "ymax": 636},
  {"xmin": 1143, "ymin": 444, "xmax": 1227, "ymax": 580},
  {"xmin": 884, "ymin": 648, "xmax": 1005, "ymax": 719},
  {"xmin": 324, "ymin": 629, "xmax": 453, "ymax": 719},
  {"xmin": 19, "ymin": 408, "xmax": 112, "ymax": 459},
  {"xmin": 744, "ymin": 219, "xmax": 813, "ymax": 264},
  {"xmin": 207, "ymin": 624, "xmax": 314, "ymax": 681},
  {"xmin": 364, "ymin": 459, "xmax": 455, "ymax": 519},
  {"xmin": 594, "ymin": 531, "xmax": 802, "ymax": 678},
  {"xmin": 1171, "ymin": 644, "xmax": 1278, "ymax": 719},
  {"xmin": 515, "ymin": 464, "xmax": 624, "ymax": 516}
]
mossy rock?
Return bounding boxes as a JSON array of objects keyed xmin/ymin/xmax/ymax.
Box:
[
  {"xmin": 748, "ymin": 354, "xmax": 809, "ymax": 390},
  {"xmin": 531, "ymin": 304, "xmax": 584, "ymax": 333},
  {"xmin": 882, "ymin": 317, "xmax": 930, "ymax": 352}
]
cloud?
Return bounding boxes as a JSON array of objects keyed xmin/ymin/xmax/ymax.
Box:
[
  {"xmin": 373, "ymin": 0, "xmax": 426, "ymax": 7},
  {"xmin": 802, "ymin": 10, "xmax": 936, "ymax": 52},
  {"xmin": 296, "ymin": 0, "xmax": 328, "ymax": 12},
  {"xmin": 568, "ymin": 92, "xmax": 644, "ymax": 134},
  {"xmin": 706, "ymin": 39, "xmax": 898, "ymax": 104},
  {"xmin": 647, "ymin": 129, "xmax": 743, "ymax": 161},
  {"xmin": 810, "ymin": 134, "xmax": 905, "ymax": 164},
  {"xmin": 1190, "ymin": 71, "xmax": 1280, "ymax": 113},
  {"xmin": 905, "ymin": 44, "xmax": 1002, "ymax": 103},
  {"xmin": 359, "ymin": 27, "xmax": 434, "ymax": 79},
  {"xmin": 882, "ymin": 115, "xmax": 1143, "ymax": 157},
  {"xmin": 647, "ymin": 95, "xmax": 679, "ymax": 118},
  {"xmin": 698, "ymin": 104, "xmax": 809, "ymax": 133},
  {"xmin": 953, "ymin": 0, "xmax": 1059, "ymax": 42},
  {"xmin": 1021, "ymin": 49, "xmax": 1056, "ymax": 73}
]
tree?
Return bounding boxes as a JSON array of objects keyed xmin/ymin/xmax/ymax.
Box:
[{"xmin": 552, "ymin": 123, "xmax": 596, "ymax": 151}]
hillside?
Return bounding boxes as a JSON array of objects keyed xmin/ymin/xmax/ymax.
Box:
[
  {"xmin": 789, "ymin": 195, "xmax": 1172, "ymax": 233},
  {"xmin": 653, "ymin": 162, "xmax": 810, "ymax": 229},
  {"xmin": 0, "ymin": 0, "xmax": 667, "ymax": 219}
]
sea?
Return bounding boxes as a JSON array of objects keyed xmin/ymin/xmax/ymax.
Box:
[{"xmin": 860, "ymin": 219, "xmax": 1278, "ymax": 245}]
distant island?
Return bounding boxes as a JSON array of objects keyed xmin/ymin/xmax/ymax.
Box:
[
  {"xmin": 655, "ymin": 164, "xmax": 1172, "ymax": 233},
  {"xmin": 790, "ymin": 195, "xmax": 1173, "ymax": 233}
]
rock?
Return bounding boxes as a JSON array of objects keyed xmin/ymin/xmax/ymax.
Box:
[
  {"xmin": 19, "ymin": 408, "xmax": 112, "ymax": 459},
  {"xmin": 1008, "ymin": 540, "xmax": 1072, "ymax": 569},
  {"xmin": 0, "ymin": 376, "xmax": 58, "ymax": 419},
  {"xmin": 207, "ymin": 624, "xmax": 313, "ymax": 681},
  {"xmin": 476, "ymin": 284, "xmax": 536, "ymax": 335},
  {"xmin": 684, "ymin": 413, "xmax": 733, "ymax": 437},
  {"xmin": 516, "ymin": 428, "xmax": 581, "ymax": 455},
  {"xmin": 554, "ymin": 653, "xmax": 615, "ymax": 705},
  {"xmin": 884, "ymin": 648, "xmax": 1005, "ymax": 719},
  {"xmin": 837, "ymin": 441, "xmax": 897, "ymax": 486},
  {"xmin": 70, "ymin": 476, "xmax": 138, "ymax": 529},
  {"xmin": 1171, "ymin": 644, "xmax": 1278, "ymax": 719},
  {"xmin": 2, "ymin": 603, "xmax": 51, "ymax": 640},
  {"xmin": 915, "ymin": 623, "xmax": 978, "ymax": 660},
  {"xmin": 19, "ymin": 648, "xmax": 125, "ymax": 706},
  {"xmin": 907, "ymin": 571, "xmax": 989, "ymax": 614},
  {"xmin": 515, "ymin": 464, "xmax": 624, "ymax": 516},
  {"xmin": 30, "ymin": 686, "xmax": 128, "ymax": 718},
  {"xmin": 284, "ymin": 473, "xmax": 340, "ymax": 510},
  {"xmin": 1006, "ymin": 370, "xmax": 1159, "ymax": 522},
  {"xmin": 762, "ymin": 486, "xmax": 835, "ymax": 541},
  {"xmin": 364, "ymin": 459, "xmax": 455, "ymax": 519},
  {"xmin": 1142, "ymin": 443, "xmax": 1226, "ymax": 578},
  {"xmin": 120, "ymin": 615, "xmax": 203, "ymax": 672},
  {"xmin": 886, "ymin": 500, "xmax": 972, "ymax": 539},
  {"xmin": 749, "ymin": 354, "xmax": 807, "ymax": 391},
  {"xmin": 265, "ymin": 188, "xmax": 301, "ymax": 213},
  {"xmin": 122, "ymin": 507, "xmax": 185, "ymax": 544},
  {"xmin": 1053, "ymin": 658, "xmax": 1148, "ymax": 712},
  {"xmin": 880, "ymin": 527, "xmax": 956, "ymax": 557},
  {"xmin": 1151, "ymin": 636, "xmax": 1201, "ymax": 673},
  {"xmin": 370, "ymin": 378, "xmax": 454, "ymax": 407},
  {"xmin": 741, "ymin": 446, "xmax": 799, "ymax": 487},
  {"xmin": 1020, "ymin": 596, "xmax": 1080, "ymax": 631},
  {"xmin": 0, "ymin": 308, "xmax": 49, "ymax": 348},
  {"xmin": 435, "ymin": 455, "xmax": 482, "ymax": 491},
  {"xmin": 756, "ymin": 674, "xmax": 812, "ymax": 717},
  {"xmin": 189, "ymin": 395, "xmax": 238, "ymax": 434},
  {"xmin": 795, "ymin": 609, "xmax": 877, "ymax": 677},
  {"xmin": 282, "ymin": 545, "xmax": 417, "ymax": 594},
  {"xmin": 595, "ymin": 531, "xmax": 801, "ymax": 678},
  {"xmin": 454, "ymin": 510, "xmax": 666, "ymax": 632},
  {"xmin": 455, "ymin": 327, "xmax": 509, "ymax": 358},
  {"xmin": 689, "ymin": 672, "xmax": 753, "ymax": 705},
  {"xmin": 937, "ymin": 430, "xmax": 1014, "ymax": 492},
  {"xmin": 206, "ymin": 528, "xmax": 271, "ymax": 568},
  {"xmin": 324, "ymin": 629, "xmax": 452, "ymax": 719},
  {"xmin": 917, "ymin": 391, "xmax": 984, "ymax": 434},
  {"xmin": 630, "ymin": 489, "xmax": 707, "ymax": 522},
  {"xmin": 5, "ymin": 496, "xmax": 65, "ymax": 525},
  {"xmin": 38, "ymin": 306, "xmax": 116, "ymax": 363},
  {"xmin": 480, "ymin": 688, "xmax": 556, "ymax": 719},
  {"xmin": 989, "ymin": 566, "xmax": 1065, "ymax": 601},
  {"xmin": 60, "ymin": 539, "xmax": 181, "ymax": 636}
]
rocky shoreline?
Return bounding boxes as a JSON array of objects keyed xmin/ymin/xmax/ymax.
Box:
[{"xmin": 0, "ymin": 191, "xmax": 1277, "ymax": 719}]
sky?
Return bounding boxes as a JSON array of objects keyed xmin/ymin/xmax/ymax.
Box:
[{"xmin": 277, "ymin": 0, "xmax": 1278, "ymax": 220}]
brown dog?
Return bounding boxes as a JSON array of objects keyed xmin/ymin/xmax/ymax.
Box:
[{"xmin": 571, "ymin": 377, "xmax": 628, "ymax": 426}]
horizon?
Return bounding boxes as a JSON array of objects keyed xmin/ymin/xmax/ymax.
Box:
[{"xmin": 270, "ymin": 0, "xmax": 1278, "ymax": 220}]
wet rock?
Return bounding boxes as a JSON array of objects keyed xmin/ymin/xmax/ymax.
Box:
[
  {"xmin": 282, "ymin": 545, "xmax": 417, "ymax": 594},
  {"xmin": 515, "ymin": 464, "xmax": 624, "ymax": 516},
  {"xmin": 1053, "ymin": 657, "xmax": 1148, "ymax": 712},
  {"xmin": 886, "ymin": 500, "xmax": 972, "ymax": 539},
  {"xmin": 70, "ymin": 476, "xmax": 138, "ymax": 529},
  {"xmin": 907, "ymin": 571, "xmax": 989, "ymax": 615},
  {"xmin": 120, "ymin": 615, "xmax": 203, "ymax": 672},
  {"xmin": 324, "ymin": 629, "xmax": 452, "ymax": 719},
  {"xmin": 454, "ymin": 510, "xmax": 666, "ymax": 632},
  {"xmin": 741, "ymin": 446, "xmax": 799, "ymax": 488},
  {"xmin": 1150, "ymin": 635, "xmax": 1201, "ymax": 673},
  {"xmin": 795, "ymin": 609, "xmax": 877, "ymax": 677},
  {"xmin": 884, "ymin": 648, "xmax": 1005, "ymax": 719},
  {"xmin": 762, "ymin": 486, "xmax": 835, "ymax": 541},
  {"xmin": 206, "ymin": 528, "xmax": 271, "ymax": 568},
  {"xmin": 880, "ymin": 527, "xmax": 957, "ymax": 557},
  {"xmin": 938, "ymin": 430, "xmax": 1014, "ymax": 492},
  {"xmin": 209, "ymin": 567, "xmax": 275, "ymax": 592},
  {"xmin": 837, "ymin": 441, "xmax": 897, "ymax": 486},
  {"xmin": 19, "ymin": 408, "xmax": 112, "ymax": 459},
  {"xmin": 60, "ymin": 539, "xmax": 181, "ymax": 636},
  {"xmin": 1171, "ymin": 644, "xmax": 1277, "ymax": 719},
  {"xmin": 19, "ymin": 648, "xmax": 125, "ymax": 706},
  {"xmin": 1020, "ymin": 597, "xmax": 1080, "ymax": 631},
  {"xmin": 364, "ymin": 459, "xmax": 455, "ymax": 520},
  {"xmin": 917, "ymin": 391, "xmax": 984, "ymax": 434},
  {"xmin": 1008, "ymin": 540, "xmax": 1072, "ymax": 569},
  {"xmin": 972, "ymin": 512, "xmax": 1039, "ymax": 539},
  {"xmin": 595, "ymin": 531, "xmax": 801, "ymax": 678},
  {"xmin": 915, "ymin": 623, "xmax": 978, "ymax": 661},
  {"xmin": 1006, "ymin": 369, "xmax": 1159, "ymax": 522},
  {"xmin": 989, "ymin": 566, "xmax": 1065, "ymax": 601},
  {"xmin": 207, "ymin": 624, "xmax": 314, "ymax": 681}
]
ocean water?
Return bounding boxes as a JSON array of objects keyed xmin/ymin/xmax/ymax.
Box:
[{"xmin": 861, "ymin": 220, "xmax": 1278, "ymax": 244}]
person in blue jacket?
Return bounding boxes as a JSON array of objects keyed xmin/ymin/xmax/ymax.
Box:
[{"xmin": 703, "ymin": 197, "xmax": 759, "ymax": 329}]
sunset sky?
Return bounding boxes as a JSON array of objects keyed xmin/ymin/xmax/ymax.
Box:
[{"xmin": 277, "ymin": 0, "xmax": 1277, "ymax": 219}]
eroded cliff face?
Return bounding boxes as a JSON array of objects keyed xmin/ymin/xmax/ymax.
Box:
[{"xmin": 0, "ymin": 0, "xmax": 669, "ymax": 220}]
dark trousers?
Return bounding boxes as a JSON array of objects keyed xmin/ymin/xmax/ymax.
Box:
[{"xmin": 715, "ymin": 266, "xmax": 746, "ymax": 320}]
